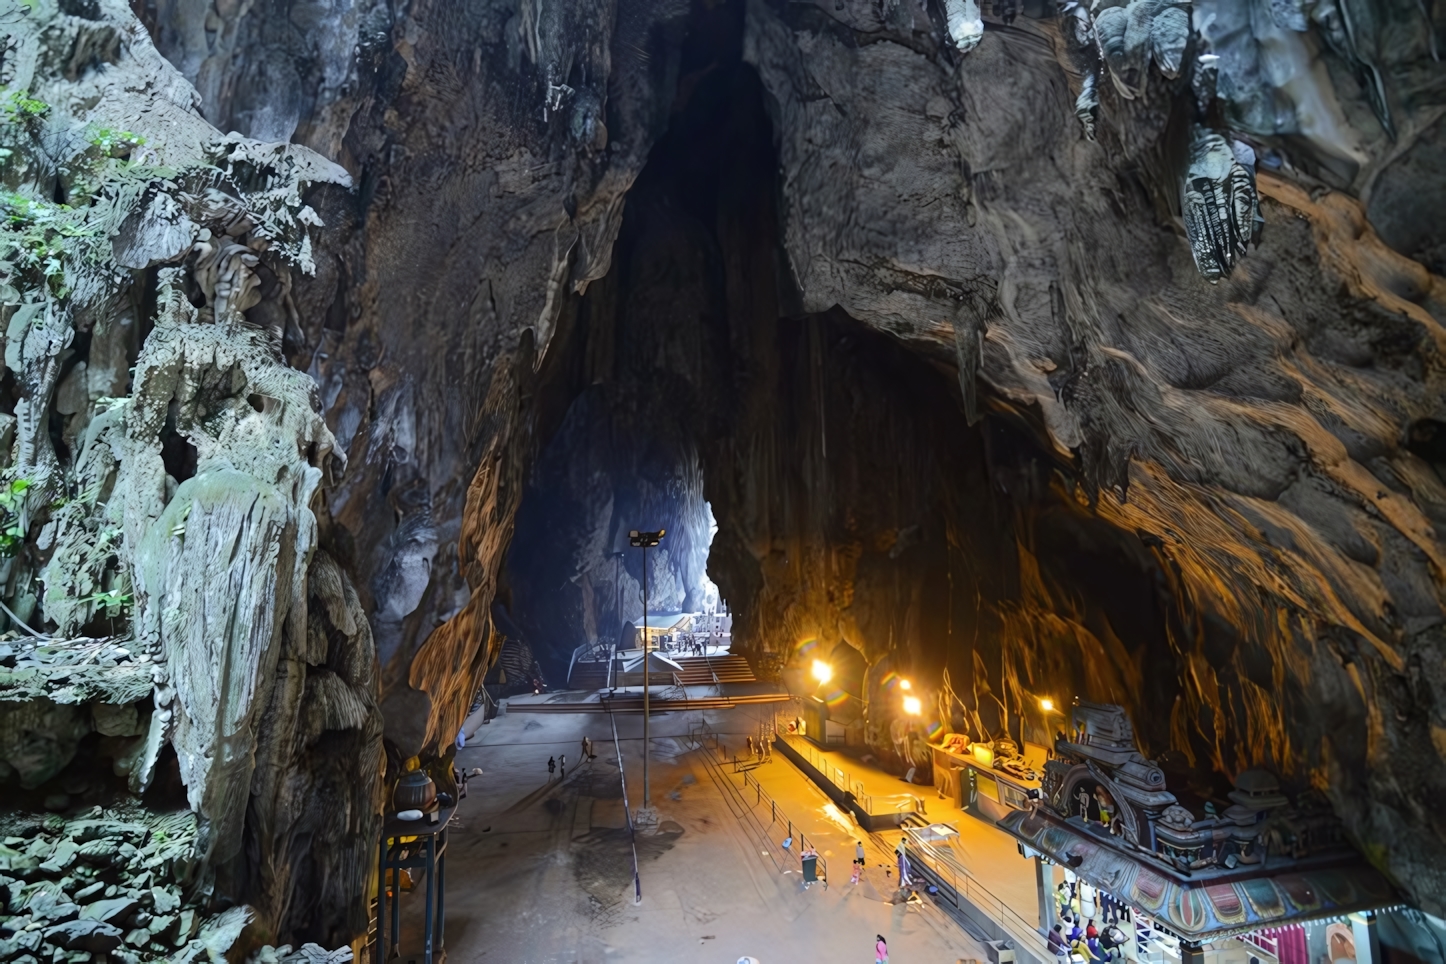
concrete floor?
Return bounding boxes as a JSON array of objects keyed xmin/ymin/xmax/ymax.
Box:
[
  {"xmin": 388, "ymin": 705, "xmax": 992, "ymax": 963},
  {"xmin": 771, "ymin": 734, "xmax": 1045, "ymax": 930}
]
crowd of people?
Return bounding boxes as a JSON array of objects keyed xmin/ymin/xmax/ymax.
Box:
[
  {"xmin": 1047, "ymin": 873, "xmax": 1137, "ymax": 961},
  {"xmin": 656, "ymin": 630, "xmax": 728, "ymax": 655}
]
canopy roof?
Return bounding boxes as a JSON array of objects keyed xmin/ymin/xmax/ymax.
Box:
[{"xmin": 998, "ymin": 806, "xmax": 1397, "ymax": 943}]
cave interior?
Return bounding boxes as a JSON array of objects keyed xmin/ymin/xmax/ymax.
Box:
[{"xmin": 1, "ymin": 0, "xmax": 1446, "ymax": 958}]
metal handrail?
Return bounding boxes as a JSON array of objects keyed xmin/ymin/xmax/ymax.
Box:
[
  {"xmin": 777, "ymin": 732, "xmax": 924, "ymax": 817},
  {"xmin": 695, "ymin": 639, "xmax": 725, "ymax": 697},
  {"xmin": 609, "ymin": 709, "xmax": 643, "ymax": 904},
  {"xmin": 902, "ymin": 827, "xmax": 1050, "ymax": 959},
  {"xmin": 688, "ymin": 722, "xmax": 828, "ymax": 887}
]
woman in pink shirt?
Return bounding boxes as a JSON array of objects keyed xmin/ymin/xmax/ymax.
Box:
[{"xmin": 876, "ymin": 934, "xmax": 889, "ymax": 963}]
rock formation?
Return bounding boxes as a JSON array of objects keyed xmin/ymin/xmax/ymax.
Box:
[{"xmin": 1, "ymin": 0, "xmax": 1444, "ymax": 948}]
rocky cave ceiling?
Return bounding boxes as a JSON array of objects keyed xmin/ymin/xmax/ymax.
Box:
[{"xmin": 0, "ymin": 0, "xmax": 1444, "ymax": 949}]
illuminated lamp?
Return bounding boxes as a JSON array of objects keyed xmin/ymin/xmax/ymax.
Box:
[{"xmin": 812, "ymin": 660, "xmax": 832, "ymax": 683}]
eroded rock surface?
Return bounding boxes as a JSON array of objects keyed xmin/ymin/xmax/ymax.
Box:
[
  {"xmin": 1, "ymin": 0, "xmax": 379, "ymax": 944},
  {"xmin": 2, "ymin": 0, "xmax": 1444, "ymax": 942}
]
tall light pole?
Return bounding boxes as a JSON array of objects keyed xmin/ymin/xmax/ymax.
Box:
[
  {"xmin": 629, "ymin": 528, "xmax": 664, "ymax": 816},
  {"xmin": 610, "ymin": 550, "xmax": 625, "ymax": 691}
]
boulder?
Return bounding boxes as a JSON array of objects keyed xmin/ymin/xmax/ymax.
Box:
[
  {"xmin": 42, "ymin": 919, "xmax": 122, "ymax": 954},
  {"xmin": 79, "ymin": 896, "xmax": 137, "ymax": 926}
]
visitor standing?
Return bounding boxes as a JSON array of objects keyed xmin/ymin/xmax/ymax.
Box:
[
  {"xmin": 548, "ymin": 756, "xmax": 556, "ymax": 778},
  {"xmin": 560, "ymin": 753, "xmax": 566, "ymax": 778},
  {"xmin": 875, "ymin": 934, "xmax": 889, "ymax": 964}
]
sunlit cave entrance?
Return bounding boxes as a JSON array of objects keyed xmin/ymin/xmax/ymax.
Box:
[{"xmin": 497, "ymin": 383, "xmax": 725, "ymax": 690}]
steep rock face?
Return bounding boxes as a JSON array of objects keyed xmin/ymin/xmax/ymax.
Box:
[
  {"xmin": 1, "ymin": 0, "xmax": 380, "ymax": 944},
  {"xmin": 45, "ymin": 0, "xmax": 1446, "ymax": 927},
  {"xmin": 168, "ymin": 0, "xmax": 699, "ymax": 761},
  {"xmin": 743, "ymin": 0, "xmax": 1446, "ymax": 911}
]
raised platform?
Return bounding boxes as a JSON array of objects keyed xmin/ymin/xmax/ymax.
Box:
[
  {"xmin": 567, "ymin": 648, "xmax": 752, "ymax": 689},
  {"xmin": 771, "ymin": 733, "xmax": 926, "ymax": 832},
  {"xmin": 503, "ymin": 680, "xmax": 788, "ymax": 714}
]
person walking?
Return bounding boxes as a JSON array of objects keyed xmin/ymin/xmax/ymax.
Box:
[
  {"xmin": 875, "ymin": 934, "xmax": 889, "ymax": 964},
  {"xmin": 548, "ymin": 756, "xmax": 556, "ymax": 778}
]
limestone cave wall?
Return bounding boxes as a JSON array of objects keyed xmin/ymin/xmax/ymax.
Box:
[{"xmin": 2, "ymin": 0, "xmax": 1445, "ymax": 945}]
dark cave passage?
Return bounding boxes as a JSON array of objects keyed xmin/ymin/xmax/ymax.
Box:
[{"xmin": 496, "ymin": 0, "xmax": 1214, "ymax": 800}]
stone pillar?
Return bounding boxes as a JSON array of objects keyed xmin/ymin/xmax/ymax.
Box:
[
  {"xmin": 1353, "ymin": 912, "xmax": 1381, "ymax": 964},
  {"xmin": 1035, "ymin": 855, "xmax": 1056, "ymax": 933}
]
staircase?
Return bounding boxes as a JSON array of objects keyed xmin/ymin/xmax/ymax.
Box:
[
  {"xmin": 565, "ymin": 652, "xmax": 757, "ymax": 692},
  {"xmin": 671, "ymin": 654, "xmax": 755, "ymax": 685},
  {"xmin": 567, "ymin": 659, "xmax": 613, "ymax": 690}
]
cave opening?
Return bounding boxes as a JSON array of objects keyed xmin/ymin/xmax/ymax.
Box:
[{"xmin": 497, "ymin": 0, "xmax": 1204, "ymax": 795}]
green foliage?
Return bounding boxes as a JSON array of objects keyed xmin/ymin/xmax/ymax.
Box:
[
  {"xmin": 88, "ymin": 127, "xmax": 145, "ymax": 157},
  {"xmin": 2, "ymin": 90, "xmax": 50, "ymax": 124},
  {"xmin": 0, "ymin": 478, "xmax": 31, "ymax": 556},
  {"xmin": 82, "ymin": 587, "xmax": 132, "ymax": 618},
  {"xmin": 0, "ymin": 192, "xmax": 95, "ymax": 297}
]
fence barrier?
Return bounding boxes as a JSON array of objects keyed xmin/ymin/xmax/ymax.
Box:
[
  {"xmin": 774, "ymin": 731, "xmax": 925, "ymax": 817},
  {"xmin": 688, "ymin": 721, "xmax": 829, "ymax": 887},
  {"xmin": 609, "ymin": 711, "xmax": 643, "ymax": 904}
]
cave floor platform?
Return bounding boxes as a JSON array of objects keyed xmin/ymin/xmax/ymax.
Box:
[
  {"xmin": 389, "ymin": 704, "xmax": 992, "ymax": 963},
  {"xmin": 764, "ymin": 734, "xmax": 1044, "ymax": 933}
]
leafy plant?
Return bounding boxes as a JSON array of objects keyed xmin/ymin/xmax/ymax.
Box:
[
  {"xmin": 1, "ymin": 192, "xmax": 94, "ymax": 297},
  {"xmin": 0, "ymin": 478, "xmax": 31, "ymax": 556},
  {"xmin": 2, "ymin": 90, "xmax": 50, "ymax": 124},
  {"xmin": 88, "ymin": 127, "xmax": 144, "ymax": 157},
  {"xmin": 82, "ymin": 587, "xmax": 132, "ymax": 618}
]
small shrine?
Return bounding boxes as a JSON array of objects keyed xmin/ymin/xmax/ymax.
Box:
[{"xmin": 996, "ymin": 701, "xmax": 1398, "ymax": 949}]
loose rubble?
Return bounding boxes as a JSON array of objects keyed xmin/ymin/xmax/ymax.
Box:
[{"xmin": 0, "ymin": 805, "xmax": 252, "ymax": 963}]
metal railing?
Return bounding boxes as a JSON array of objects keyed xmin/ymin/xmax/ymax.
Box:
[
  {"xmin": 567, "ymin": 642, "xmax": 588, "ymax": 687},
  {"xmin": 688, "ymin": 722, "xmax": 828, "ymax": 887},
  {"xmin": 776, "ymin": 732, "xmax": 925, "ymax": 817},
  {"xmin": 609, "ymin": 711, "xmax": 643, "ymax": 904},
  {"xmin": 1239, "ymin": 930, "xmax": 1282, "ymax": 961},
  {"xmin": 901, "ymin": 826, "xmax": 1051, "ymax": 960}
]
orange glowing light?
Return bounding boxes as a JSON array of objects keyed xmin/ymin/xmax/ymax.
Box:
[
  {"xmin": 899, "ymin": 679, "xmax": 911, "ymax": 690},
  {"xmin": 812, "ymin": 660, "xmax": 832, "ymax": 683},
  {"xmin": 1040, "ymin": 698, "xmax": 1055, "ymax": 712},
  {"xmin": 903, "ymin": 695, "xmax": 922, "ymax": 716}
]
